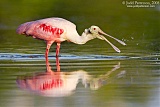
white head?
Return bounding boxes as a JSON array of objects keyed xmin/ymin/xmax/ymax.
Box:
[{"xmin": 85, "ymin": 25, "xmax": 126, "ymax": 53}]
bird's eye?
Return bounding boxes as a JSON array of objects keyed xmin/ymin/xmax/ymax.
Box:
[{"xmin": 93, "ymin": 28, "xmax": 96, "ymax": 30}]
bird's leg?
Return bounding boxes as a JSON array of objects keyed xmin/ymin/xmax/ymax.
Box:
[
  {"xmin": 56, "ymin": 57, "xmax": 60, "ymax": 72},
  {"xmin": 46, "ymin": 59, "xmax": 52, "ymax": 73},
  {"xmin": 56, "ymin": 43, "xmax": 61, "ymax": 57},
  {"xmin": 45, "ymin": 42, "xmax": 52, "ymax": 72}
]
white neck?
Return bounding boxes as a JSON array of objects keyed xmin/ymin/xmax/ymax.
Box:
[{"xmin": 69, "ymin": 31, "xmax": 95, "ymax": 44}]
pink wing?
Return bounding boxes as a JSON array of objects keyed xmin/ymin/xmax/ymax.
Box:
[{"xmin": 17, "ymin": 19, "xmax": 64, "ymax": 41}]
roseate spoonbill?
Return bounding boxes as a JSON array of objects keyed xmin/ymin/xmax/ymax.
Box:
[{"xmin": 16, "ymin": 17, "xmax": 126, "ymax": 60}]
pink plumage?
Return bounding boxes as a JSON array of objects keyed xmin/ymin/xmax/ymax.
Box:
[
  {"xmin": 17, "ymin": 17, "xmax": 126, "ymax": 68},
  {"xmin": 17, "ymin": 18, "xmax": 74, "ymax": 41}
]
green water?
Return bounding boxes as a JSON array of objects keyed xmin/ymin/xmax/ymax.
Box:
[{"xmin": 0, "ymin": 0, "xmax": 160, "ymax": 107}]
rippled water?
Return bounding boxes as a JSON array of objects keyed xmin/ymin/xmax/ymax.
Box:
[{"xmin": 0, "ymin": 48, "xmax": 159, "ymax": 107}]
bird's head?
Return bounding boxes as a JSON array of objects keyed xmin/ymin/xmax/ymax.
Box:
[{"xmin": 85, "ymin": 25, "xmax": 126, "ymax": 53}]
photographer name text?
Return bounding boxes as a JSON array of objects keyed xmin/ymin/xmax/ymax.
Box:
[{"xmin": 122, "ymin": 1, "xmax": 160, "ymax": 8}]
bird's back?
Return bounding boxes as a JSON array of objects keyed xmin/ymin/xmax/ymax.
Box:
[{"xmin": 16, "ymin": 17, "xmax": 76, "ymax": 41}]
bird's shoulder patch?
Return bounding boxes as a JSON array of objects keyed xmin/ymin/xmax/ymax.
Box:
[{"xmin": 39, "ymin": 23, "xmax": 64, "ymax": 35}]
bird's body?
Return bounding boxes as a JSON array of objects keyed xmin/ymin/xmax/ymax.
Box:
[
  {"xmin": 17, "ymin": 17, "xmax": 126, "ymax": 67},
  {"xmin": 17, "ymin": 18, "xmax": 93, "ymax": 45}
]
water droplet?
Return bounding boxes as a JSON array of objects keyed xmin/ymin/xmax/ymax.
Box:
[{"xmin": 131, "ymin": 37, "xmax": 134, "ymax": 39}]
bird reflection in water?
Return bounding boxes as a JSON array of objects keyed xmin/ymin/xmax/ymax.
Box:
[{"xmin": 16, "ymin": 57, "xmax": 126, "ymax": 97}]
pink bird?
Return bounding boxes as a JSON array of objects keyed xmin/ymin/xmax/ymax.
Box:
[{"xmin": 16, "ymin": 17, "xmax": 126, "ymax": 61}]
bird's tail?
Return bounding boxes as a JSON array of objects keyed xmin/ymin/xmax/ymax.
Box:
[{"xmin": 16, "ymin": 22, "xmax": 31, "ymax": 35}]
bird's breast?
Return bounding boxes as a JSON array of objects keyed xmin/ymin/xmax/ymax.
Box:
[{"xmin": 54, "ymin": 38, "xmax": 66, "ymax": 43}]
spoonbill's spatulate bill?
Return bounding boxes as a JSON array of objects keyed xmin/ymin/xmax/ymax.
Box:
[{"xmin": 16, "ymin": 17, "xmax": 126, "ymax": 61}]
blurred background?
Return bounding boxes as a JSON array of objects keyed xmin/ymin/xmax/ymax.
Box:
[{"xmin": 0, "ymin": 0, "xmax": 159, "ymax": 54}]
